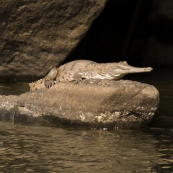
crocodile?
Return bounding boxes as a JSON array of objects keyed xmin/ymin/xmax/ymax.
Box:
[
  {"xmin": 29, "ymin": 60, "xmax": 153, "ymax": 91},
  {"xmin": 29, "ymin": 67, "xmax": 58, "ymax": 91}
]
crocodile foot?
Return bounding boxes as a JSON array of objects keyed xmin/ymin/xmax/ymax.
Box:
[
  {"xmin": 44, "ymin": 80, "xmax": 56, "ymax": 88},
  {"xmin": 73, "ymin": 73, "xmax": 83, "ymax": 84}
]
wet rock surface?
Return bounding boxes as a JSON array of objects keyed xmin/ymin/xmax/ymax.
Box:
[
  {"xmin": 0, "ymin": 0, "xmax": 107, "ymax": 81},
  {"xmin": 0, "ymin": 80, "xmax": 159, "ymax": 129}
]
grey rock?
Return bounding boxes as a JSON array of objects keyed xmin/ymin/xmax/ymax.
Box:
[
  {"xmin": 0, "ymin": 80, "xmax": 160, "ymax": 129},
  {"xmin": 0, "ymin": 95, "xmax": 18, "ymax": 110},
  {"xmin": 0, "ymin": 95, "xmax": 18, "ymax": 122},
  {"xmin": 0, "ymin": 0, "xmax": 107, "ymax": 81},
  {"xmin": 0, "ymin": 95, "xmax": 45, "ymax": 124}
]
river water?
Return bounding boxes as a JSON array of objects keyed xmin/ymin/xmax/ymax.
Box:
[{"xmin": 0, "ymin": 68, "xmax": 173, "ymax": 173}]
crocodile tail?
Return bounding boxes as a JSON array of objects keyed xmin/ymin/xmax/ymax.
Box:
[{"xmin": 29, "ymin": 78, "xmax": 45, "ymax": 91}]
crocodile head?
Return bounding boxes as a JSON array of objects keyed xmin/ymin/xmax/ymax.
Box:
[{"xmin": 107, "ymin": 61, "xmax": 153, "ymax": 80}]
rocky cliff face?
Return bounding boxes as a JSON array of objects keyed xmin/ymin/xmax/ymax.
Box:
[
  {"xmin": 142, "ymin": 0, "xmax": 173, "ymax": 67},
  {"xmin": 0, "ymin": 0, "xmax": 107, "ymax": 81},
  {"xmin": 1, "ymin": 0, "xmax": 173, "ymax": 82}
]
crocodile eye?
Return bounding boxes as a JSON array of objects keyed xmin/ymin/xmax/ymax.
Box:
[{"xmin": 112, "ymin": 66, "xmax": 119, "ymax": 69}]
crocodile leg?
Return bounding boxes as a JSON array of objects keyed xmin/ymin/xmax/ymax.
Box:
[
  {"xmin": 44, "ymin": 67, "xmax": 58, "ymax": 88},
  {"xmin": 45, "ymin": 80, "xmax": 56, "ymax": 88},
  {"xmin": 73, "ymin": 73, "xmax": 83, "ymax": 84}
]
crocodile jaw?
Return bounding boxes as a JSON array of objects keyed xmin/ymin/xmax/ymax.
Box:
[{"xmin": 107, "ymin": 62, "xmax": 153, "ymax": 79}]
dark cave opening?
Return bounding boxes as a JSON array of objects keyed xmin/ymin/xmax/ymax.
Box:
[{"xmin": 66, "ymin": 0, "xmax": 153, "ymax": 66}]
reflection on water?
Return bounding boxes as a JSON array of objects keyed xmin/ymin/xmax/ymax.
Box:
[
  {"xmin": 0, "ymin": 68, "xmax": 173, "ymax": 172},
  {"xmin": 0, "ymin": 122, "xmax": 173, "ymax": 172}
]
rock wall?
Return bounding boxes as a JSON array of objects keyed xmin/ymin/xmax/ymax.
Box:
[
  {"xmin": 1, "ymin": 0, "xmax": 172, "ymax": 82},
  {"xmin": 67, "ymin": 0, "xmax": 173, "ymax": 67},
  {"xmin": 0, "ymin": 0, "xmax": 107, "ymax": 81},
  {"xmin": 142, "ymin": 0, "xmax": 173, "ymax": 67}
]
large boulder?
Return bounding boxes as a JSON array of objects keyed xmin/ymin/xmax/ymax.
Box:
[
  {"xmin": 0, "ymin": 80, "xmax": 159, "ymax": 129},
  {"xmin": 0, "ymin": 0, "xmax": 107, "ymax": 81}
]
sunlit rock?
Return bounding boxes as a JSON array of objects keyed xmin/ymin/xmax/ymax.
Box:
[
  {"xmin": 0, "ymin": 0, "xmax": 107, "ymax": 81},
  {"xmin": 0, "ymin": 80, "xmax": 159, "ymax": 129}
]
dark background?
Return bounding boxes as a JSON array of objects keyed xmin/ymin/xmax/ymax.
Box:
[{"xmin": 66, "ymin": 0, "xmax": 173, "ymax": 67}]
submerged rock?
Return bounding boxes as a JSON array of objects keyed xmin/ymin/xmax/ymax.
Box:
[{"xmin": 0, "ymin": 80, "xmax": 159, "ymax": 129}]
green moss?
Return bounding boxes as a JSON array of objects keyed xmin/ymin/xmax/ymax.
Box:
[{"xmin": 10, "ymin": 105, "xmax": 19, "ymax": 114}]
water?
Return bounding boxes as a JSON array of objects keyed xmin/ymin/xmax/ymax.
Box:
[
  {"xmin": 0, "ymin": 68, "xmax": 173, "ymax": 172},
  {"xmin": 0, "ymin": 83, "xmax": 29, "ymax": 95},
  {"xmin": 0, "ymin": 123, "xmax": 173, "ymax": 172}
]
